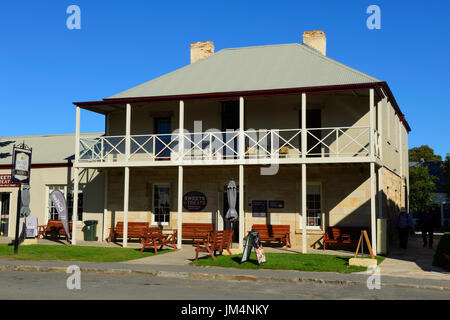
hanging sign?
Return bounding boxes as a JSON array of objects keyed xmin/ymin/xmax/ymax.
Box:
[
  {"xmin": 0, "ymin": 174, "xmax": 19, "ymax": 187},
  {"xmin": 183, "ymin": 191, "xmax": 207, "ymax": 211},
  {"xmin": 49, "ymin": 190, "xmax": 70, "ymax": 241},
  {"xmin": 11, "ymin": 147, "xmax": 32, "ymax": 184}
]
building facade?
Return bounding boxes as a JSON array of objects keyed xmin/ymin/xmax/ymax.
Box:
[
  {"xmin": 0, "ymin": 133, "xmax": 105, "ymax": 240},
  {"xmin": 1, "ymin": 31, "xmax": 410, "ymax": 255},
  {"xmin": 72, "ymin": 31, "xmax": 411, "ymax": 254}
]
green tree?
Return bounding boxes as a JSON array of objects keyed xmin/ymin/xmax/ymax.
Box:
[
  {"xmin": 409, "ymin": 164, "xmax": 438, "ymax": 213},
  {"xmin": 409, "ymin": 145, "xmax": 442, "ymax": 162},
  {"xmin": 442, "ymin": 153, "xmax": 450, "ymax": 198}
]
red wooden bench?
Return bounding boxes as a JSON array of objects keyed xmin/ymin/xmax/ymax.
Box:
[
  {"xmin": 107, "ymin": 221, "xmax": 149, "ymax": 243},
  {"xmin": 251, "ymin": 224, "xmax": 291, "ymax": 248},
  {"xmin": 194, "ymin": 230, "xmax": 234, "ymax": 261},
  {"xmin": 182, "ymin": 223, "xmax": 214, "ymax": 242},
  {"xmin": 323, "ymin": 226, "xmax": 368, "ymax": 250},
  {"xmin": 38, "ymin": 220, "xmax": 72, "ymax": 241},
  {"xmin": 140, "ymin": 227, "xmax": 177, "ymax": 254}
]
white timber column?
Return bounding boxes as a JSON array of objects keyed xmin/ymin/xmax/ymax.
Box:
[
  {"xmin": 72, "ymin": 106, "xmax": 81, "ymax": 245},
  {"xmin": 123, "ymin": 167, "xmax": 130, "ymax": 247},
  {"xmin": 377, "ymin": 97, "xmax": 384, "ymax": 219},
  {"xmin": 123, "ymin": 103, "xmax": 131, "ymax": 247},
  {"xmin": 302, "ymin": 164, "xmax": 307, "ymax": 254},
  {"xmin": 369, "ymin": 89, "xmax": 375, "ymax": 158},
  {"xmin": 177, "ymin": 165, "xmax": 183, "ymax": 249},
  {"xmin": 179, "ymin": 100, "xmax": 184, "ymax": 161},
  {"xmin": 239, "ymin": 164, "xmax": 244, "ymax": 249},
  {"xmin": 370, "ymin": 162, "xmax": 377, "ymax": 255},
  {"xmin": 301, "ymin": 93, "xmax": 307, "ymax": 254},
  {"xmin": 177, "ymin": 100, "xmax": 184, "ymax": 249},
  {"xmin": 102, "ymin": 170, "xmax": 108, "ymax": 241},
  {"xmin": 239, "ymin": 97, "xmax": 245, "ymax": 160}
]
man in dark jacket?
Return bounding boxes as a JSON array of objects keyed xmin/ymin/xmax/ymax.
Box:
[
  {"xmin": 420, "ymin": 206, "xmax": 436, "ymax": 248},
  {"xmin": 395, "ymin": 208, "xmax": 414, "ymax": 249}
]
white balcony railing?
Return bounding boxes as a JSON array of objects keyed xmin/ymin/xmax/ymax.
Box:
[{"xmin": 78, "ymin": 127, "xmax": 378, "ymax": 164}]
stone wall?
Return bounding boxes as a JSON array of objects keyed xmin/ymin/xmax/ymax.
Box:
[{"xmin": 106, "ymin": 164, "xmax": 373, "ymax": 249}]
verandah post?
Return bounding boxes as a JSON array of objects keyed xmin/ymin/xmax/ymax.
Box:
[
  {"xmin": 177, "ymin": 165, "xmax": 183, "ymax": 249},
  {"xmin": 72, "ymin": 106, "xmax": 81, "ymax": 245},
  {"xmin": 239, "ymin": 164, "xmax": 244, "ymax": 249}
]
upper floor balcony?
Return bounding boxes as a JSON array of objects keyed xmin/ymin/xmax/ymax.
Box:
[
  {"xmin": 77, "ymin": 126, "xmax": 380, "ymax": 167},
  {"xmin": 74, "ymin": 90, "xmax": 387, "ymax": 168}
]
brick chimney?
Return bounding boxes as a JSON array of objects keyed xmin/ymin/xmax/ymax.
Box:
[
  {"xmin": 190, "ymin": 41, "xmax": 214, "ymax": 64},
  {"xmin": 302, "ymin": 30, "xmax": 326, "ymax": 56}
]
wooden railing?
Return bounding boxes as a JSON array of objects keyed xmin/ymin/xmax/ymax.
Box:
[{"xmin": 78, "ymin": 127, "xmax": 378, "ymax": 164}]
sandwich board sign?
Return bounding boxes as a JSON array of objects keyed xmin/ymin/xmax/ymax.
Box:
[{"xmin": 240, "ymin": 230, "xmax": 266, "ymax": 264}]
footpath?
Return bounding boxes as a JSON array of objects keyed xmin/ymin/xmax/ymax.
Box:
[{"xmin": 1, "ymin": 238, "xmax": 450, "ymax": 292}]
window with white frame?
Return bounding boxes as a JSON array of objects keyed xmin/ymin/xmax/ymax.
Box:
[
  {"xmin": 47, "ymin": 185, "xmax": 84, "ymax": 221},
  {"xmin": 306, "ymin": 185, "xmax": 321, "ymax": 228},
  {"xmin": 153, "ymin": 184, "xmax": 170, "ymax": 225}
]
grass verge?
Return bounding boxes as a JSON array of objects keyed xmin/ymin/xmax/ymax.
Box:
[
  {"xmin": 0, "ymin": 244, "xmax": 172, "ymax": 263},
  {"xmin": 192, "ymin": 252, "xmax": 385, "ymax": 273}
]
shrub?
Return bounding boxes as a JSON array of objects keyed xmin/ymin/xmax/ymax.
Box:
[{"xmin": 432, "ymin": 232, "xmax": 450, "ymax": 268}]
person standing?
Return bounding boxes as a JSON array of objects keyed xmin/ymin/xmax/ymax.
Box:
[
  {"xmin": 420, "ymin": 205, "xmax": 435, "ymax": 248},
  {"xmin": 395, "ymin": 208, "xmax": 414, "ymax": 249}
]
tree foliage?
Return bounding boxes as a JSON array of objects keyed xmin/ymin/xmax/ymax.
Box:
[
  {"xmin": 409, "ymin": 165, "xmax": 438, "ymax": 213},
  {"xmin": 409, "ymin": 145, "xmax": 442, "ymax": 162}
]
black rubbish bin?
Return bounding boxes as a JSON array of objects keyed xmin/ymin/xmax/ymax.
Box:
[{"xmin": 83, "ymin": 220, "xmax": 98, "ymax": 241}]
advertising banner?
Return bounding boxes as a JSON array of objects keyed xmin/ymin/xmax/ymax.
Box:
[{"xmin": 49, "ymin": 190, "xmax": 70, "ymax": 240}]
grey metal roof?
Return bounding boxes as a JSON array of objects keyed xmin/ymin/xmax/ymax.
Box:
[
  {"xmin": 0, "ymin": 133, "xmax": 103, "ymax": 165},
  {"xmin": 110, "ymin": 43, "xmax": 380, "ymax": 99}
]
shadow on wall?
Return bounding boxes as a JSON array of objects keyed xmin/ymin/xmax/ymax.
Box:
[{"xmin": 0, "ymin": 140, "xmax": 15, "ymax": 159}]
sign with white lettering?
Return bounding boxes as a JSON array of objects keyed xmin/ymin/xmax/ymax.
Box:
[
  {"xmin": 0, "ymin": 174, "xmax": 19, "ymax": 188},
  {"xmin": 11, "ymin": 148, "xmax": 32, "ymax": 184},
  {"xmin": 49, "ymin": 190, "xmax": 70, "ymax": 240},
  {"xmin": 183, "ymin": 191, "xmax": 207, "ymax": 211}
]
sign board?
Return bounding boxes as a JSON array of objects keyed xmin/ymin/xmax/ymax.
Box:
[
  {"xmin": 252, "ymin": 200, "xmax": 267, "ymax": 217},
  {"xmin": 11, "ymin": 147, "xmax": 32, "ymax": 184},
  {"xmin": 269, "ymin": 200, "xmax": 284, "ymax": 209},
  {"xmin": 183, "ymin": 191, "xmax": 207, "ymax": 211},
  {"xmin": 240, "ymin": 230, "xmax": 266, "ymax": 264},
  {"xmin": 0, "ymin": 174, "xmax": 19, "ymax": 188},
  {"xmin": 25, "ymin": 217, "xmax": 38, "ymax": 238}
]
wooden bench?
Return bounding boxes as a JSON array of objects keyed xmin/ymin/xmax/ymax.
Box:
[
  {"xmin": 182, "ymin": 223, "xmax": 214, "ymax": 242},
  {"xmin": 38, "ymin": 220, "xmax": 72, "ymax": 240},
  {"xmin": 194, "ymin": 230, "xmax": 234, "ymax": 261},
  {"xmin": 107, "ymin": 221, "xmax": 149, "ymax": 243},
  {"xmin": 251, "ymin": 224, "xmax": 291, "ymax": 248},
  {"xmin": 140, "ymin": 227, "xmax": 177, "ymax": 254},
  {"xmin": 323, "ymin": 226, "xmax": 368, "ymax": 250}
]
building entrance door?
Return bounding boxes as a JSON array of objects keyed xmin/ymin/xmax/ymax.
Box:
[
  {"xmin": 155, "ymin": 117, "xmax": 171, "ymax": 159},
  {"xmin": 0, "ymin": 193, "xmax": 10, "ymax": 237}
]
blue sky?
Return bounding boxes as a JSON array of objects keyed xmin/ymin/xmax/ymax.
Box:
[{"xmin": 1, "ymin": 0, "xmax": 449, "ymax": 158}]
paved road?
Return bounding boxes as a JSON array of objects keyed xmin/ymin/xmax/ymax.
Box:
[{"xmin": 0, "ymin": 271, "xmax": 448, "ymax": 300}]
